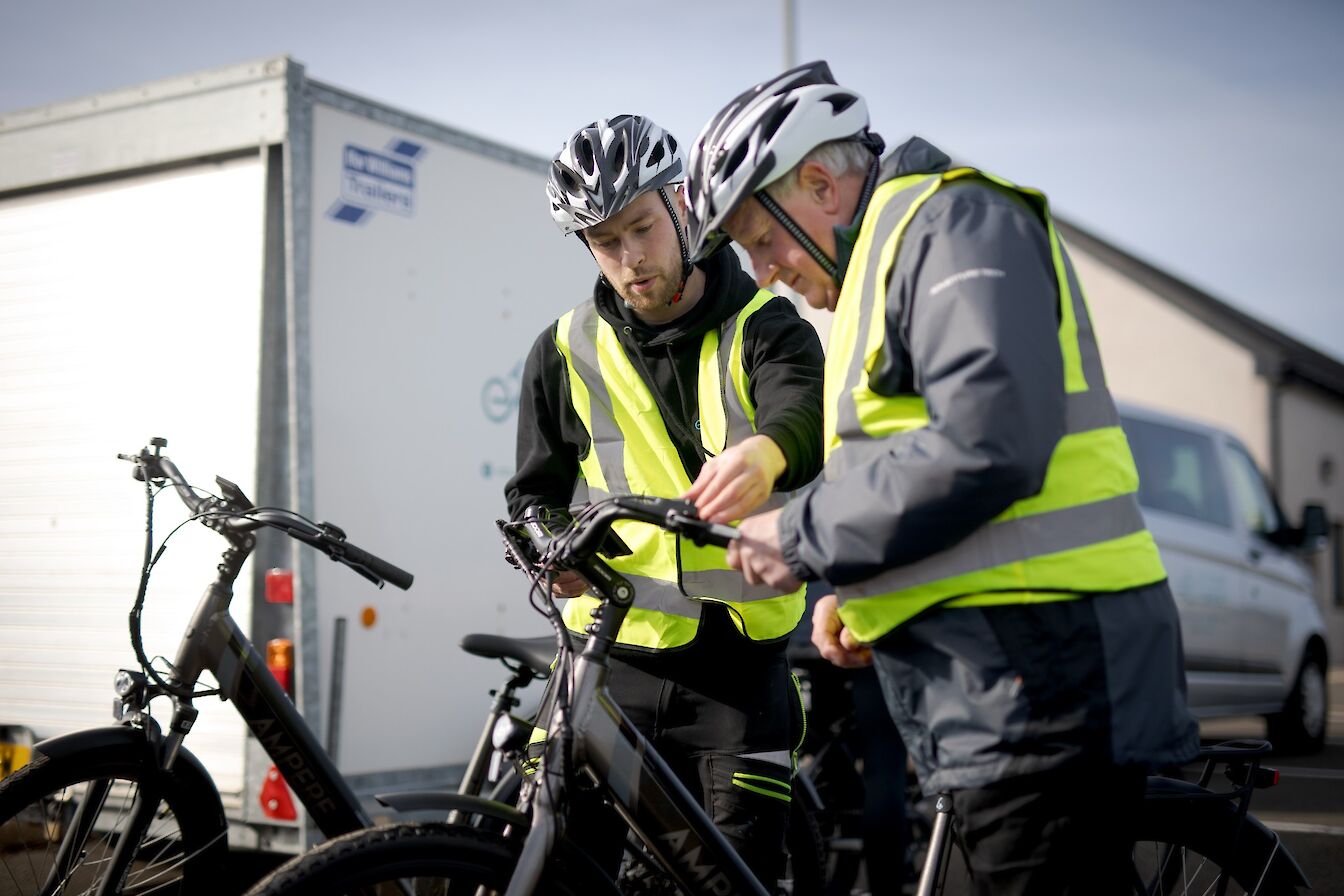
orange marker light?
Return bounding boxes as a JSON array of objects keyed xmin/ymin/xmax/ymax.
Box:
[
  {"xmin": 360, "ymin": 606, "xmax": 377, "ymax": 628},
  {"xmin": 266, "ymin": 638, "xmax": 294, "ymax": 695}
]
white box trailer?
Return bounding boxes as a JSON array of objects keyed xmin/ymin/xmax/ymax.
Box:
[{"xmin": 0, "ymin": 56, "xmax": 591, "ymax": 850}]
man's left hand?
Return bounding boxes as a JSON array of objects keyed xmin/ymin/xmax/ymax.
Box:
[
  {"xmin": 684, "ymin": 434, "xmax": 786, "ymax": 524},
  {"xmin": 726, "ymin": 508, "xmax": 802, "ymax": 591}
]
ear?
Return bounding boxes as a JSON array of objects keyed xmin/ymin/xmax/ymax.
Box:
[
  {"xmin": 673, "ymin": 183, "xmax": 687, "ymax": 216},
  {"xmin": 796, "ymin": 161, "xmax": 840, "ymax": 214}
]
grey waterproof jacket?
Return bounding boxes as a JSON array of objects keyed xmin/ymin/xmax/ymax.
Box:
[{"xmin": 779, "ymin": 137, "xmax": 1200, "ymax": 791}]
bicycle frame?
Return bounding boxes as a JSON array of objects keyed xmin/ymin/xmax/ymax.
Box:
[
  {"xmin": 86, "ymin": 447, "xmax": 404, "ymax": 887},
  {"xmin": 164, "ymin": 577, "xmax": 372, "ymax": 836},
  {"xmin": 500, "ymin": 508, "xmax": 771, "ymax": 896}
]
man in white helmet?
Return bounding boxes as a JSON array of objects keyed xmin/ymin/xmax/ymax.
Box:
[
  {"xmin": 684, "ymin": 63, "xmax": 1200, "ymax": 895},
  {"xmin": 506, "ymin": 114, "xmax": 825, "ymax": 886}
]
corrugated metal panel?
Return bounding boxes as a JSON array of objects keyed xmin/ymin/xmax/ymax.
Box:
[{"xmin": 0, "ymin": 156, "xmax": 266, "ymax": 796}]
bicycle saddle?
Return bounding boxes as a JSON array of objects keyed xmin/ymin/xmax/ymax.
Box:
[{"xmin": 460, "ymin": 633, "xmax": 557, "ymax": 676}]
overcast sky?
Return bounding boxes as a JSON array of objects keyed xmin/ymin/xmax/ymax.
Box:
[{"xmin": 3, "ymin": 0, "xmax": 1341, "ymax": 361}]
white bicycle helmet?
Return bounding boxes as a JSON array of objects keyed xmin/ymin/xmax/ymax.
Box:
[
  {"xmin": 546, "ymin": 115, "xmax": 685, "ymax": 234},
  {"xmin": 686, "ymin": 61, "xmax": 879, "ymax": 265}
]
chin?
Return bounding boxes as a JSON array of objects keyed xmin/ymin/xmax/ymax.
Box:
[{"xmin": 798, "ymin": 285, "xmax": 829, "ymax": 310}]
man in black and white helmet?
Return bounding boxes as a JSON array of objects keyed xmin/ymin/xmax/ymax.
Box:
[
  {"xmin": 506, "ymin": 114, "xmax": 825, "ymax": 887},
  {"xmin": 685, "ymin": 63, "xmax": 1199, "ymax": 895}
]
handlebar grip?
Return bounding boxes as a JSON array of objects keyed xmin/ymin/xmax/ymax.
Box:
[
  {"xmin": 339, "ymin": 541, "xmax": 415, "ymax": 590},
  {"xmin": 686, "ymin": 520, "xmax": 739, "ymax": 549}
]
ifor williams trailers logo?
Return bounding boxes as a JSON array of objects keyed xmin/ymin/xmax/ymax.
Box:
[{"xmin": 327, "ymin": 139, "xmax": 425, "ymax": 225}]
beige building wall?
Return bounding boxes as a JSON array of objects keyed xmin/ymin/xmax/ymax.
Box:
[
  {"xmin": 1279, "ymin": 384, "xmax": 1344, "ymax": 651},
  {"xmin": 1278, "ymin": 384, "xmax": 1344, "ymax": 511},
  {"xmin": 1069, "ymin": 247, "xmax": 1272, "ymax": 469}
]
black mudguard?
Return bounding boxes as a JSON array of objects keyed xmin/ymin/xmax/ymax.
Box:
[
  {"xmin": 31, "ymin": 724, "xmax": 227, "ymax": 832},
  {"xmin": 374, "ymin": 789, "xmax": 529, "ymax": 828},
  {"xmin": 1144, "ymin": 776, "xmax": 1310, "ymax": 889}
]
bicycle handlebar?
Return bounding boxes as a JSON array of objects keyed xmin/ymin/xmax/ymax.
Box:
[
  {"xmin": 121, "ymin": 441, "xmax": 414, "ymax": 590},
  {"xmin": 507, "ymin": 495, "xmax": 738, "ymax": 572}
]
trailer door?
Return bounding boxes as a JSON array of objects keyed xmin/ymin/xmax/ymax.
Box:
[{"xmin": 0, "ymin": 156, "xmax": 265, "ymax": 803}]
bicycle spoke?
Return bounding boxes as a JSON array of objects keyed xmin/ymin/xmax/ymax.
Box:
[{"xmin": 1, "ymin": 771, "xmax": 207, "ymax": 896}]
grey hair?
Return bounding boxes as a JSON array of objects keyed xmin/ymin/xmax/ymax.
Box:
[{"xmin": 764, "ymin": 138, "xmax": 874, "ymax": 200}]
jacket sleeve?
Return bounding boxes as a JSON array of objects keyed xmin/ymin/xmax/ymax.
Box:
[
  {"xmin": 504, "ymin": 325, "xmax": 587, "ymax": 520},
  {"xmin": 742, "ymin": 296, "xmax": 827, "ymax": 492},
  {"xmin": 778, "ymin": 182, "xmax": 1068, "ymax": 585}
]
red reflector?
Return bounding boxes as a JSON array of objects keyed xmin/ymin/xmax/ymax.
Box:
[
  {"xmin": 265, "ymin": 568, "xmax": 294, "ymax": 604},
  {"xmin": 266, "ymin": 638, "xmax": 294, "ymax": 696},
  {"xmin": 259, "ymin": 765, "xmax": 297, "ymax": 820}
]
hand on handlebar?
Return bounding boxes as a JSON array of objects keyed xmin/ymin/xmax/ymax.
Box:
[
  {"xmin": 549, "ymin": 569, "xmax": 590, "ymax": 598},
  {"xmin": 725, "ymin": 509, "xmax": 802, "ymax": 592}
]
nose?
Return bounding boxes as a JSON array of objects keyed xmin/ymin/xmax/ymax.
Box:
[{"xmin": 754, "ymin": 263, "xmax": 780, "ymax": 290}]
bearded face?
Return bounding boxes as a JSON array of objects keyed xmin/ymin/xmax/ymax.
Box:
[{"xmin": 585, "ymin": 190, "xmax": 686, "ymax": 315}]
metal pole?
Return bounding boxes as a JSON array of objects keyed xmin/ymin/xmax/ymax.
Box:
[
  {"xmin": 326, "ymin": 615, "xmax": 347, "ymax": 764},
  {"xmin": 783, "ymin": 0, "xmax": 797, "ymax": 69}
]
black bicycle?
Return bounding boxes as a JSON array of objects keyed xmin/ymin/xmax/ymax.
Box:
[
  {"xmin": 423, "ymin": 629, "xmax": 826, "ymax": 894},
  {"xmin": 241, "ymin": 495, "xmax": 1313, "ymax": 896},
  {"xmin": 243, "ymin": 496, "xmax": 828, "ymax": 895},
  {"xmin": 0, "ymin": 438, "xmax": 413, "ymax": 895}
]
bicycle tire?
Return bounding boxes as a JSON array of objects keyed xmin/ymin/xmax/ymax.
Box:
[
  {"xmin": 785, "ymin": 794, "xmax": 827, "ymax": 896},
  {"xmin": 243, "ymin": 822, "xmax": 621, "ymax": 896},
  {"xmin": 0, "ymin": 743, "xmax": 228, "ymax": 895},
  {"xmin": 1132, "ymin": 796, "xmax": 1304, "ymax": 896},
  {"xmin": 798, "ymin": 744, "xmax": 863, "ymax": 896}
]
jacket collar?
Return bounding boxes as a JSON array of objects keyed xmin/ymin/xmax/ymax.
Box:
[{"xmin": 833, "ymin": 136, "xmax": 952, "ymax": 284}]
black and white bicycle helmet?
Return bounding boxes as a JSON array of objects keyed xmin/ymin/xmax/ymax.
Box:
[
  {"xmin": 686, "ymin": 61, "xmax": 880, "ymax": 266},
  {"xmin": 546, "ymin": 115, "xmax": 685, "ymax": 234}
]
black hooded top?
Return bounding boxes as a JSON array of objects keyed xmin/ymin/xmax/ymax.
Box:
[{"xmin": 506, "ymin": 248, "xmax": 825, "ymax": 518}]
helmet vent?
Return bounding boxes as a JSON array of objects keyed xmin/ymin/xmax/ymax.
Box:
[
  {"xmin": 646, "ymin": 141, "xmax": 666, "ymax": 168},
  {"xmin": 721, "ymin": 141, "xmax": 749, "ymax": 179},
  {"xmin": 758, "ymin": 98, "xmax": 796, "ymax": 144},
  {"xmin": 577, "ymin": 139, "xmax": 597, "ymax": 175},
  {"xmin": 822, "ymin": 93, "xmax": 858, "ymax": 114},
  {"xmin": 555, "ymin": 162, "xmax": 580, "ymax": 194}
]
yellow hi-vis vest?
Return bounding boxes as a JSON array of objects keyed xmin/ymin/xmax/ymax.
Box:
[
  {"xmin": 554, "ymin": 291, "xmax": 806, "ymax": 650},
  {"xmin": 826, "ymin": 169, "xmax": 1167, "ymax": 643}
]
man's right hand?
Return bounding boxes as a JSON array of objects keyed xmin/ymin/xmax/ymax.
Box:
[
  {"xmin": 811, "ymin": 593, "xmax": 873, "ymax": 668},
  {"xmin": 549, "ymin": 569, "xmax": 589, "ymax": 598}
]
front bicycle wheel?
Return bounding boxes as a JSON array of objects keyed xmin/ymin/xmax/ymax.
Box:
[
  {"xmin": 244, "ymin": 823, "xmax": 620, "ymax": 896},
  {"xmin": 1131, "ymin": 796, "xmax": 1304, "ymax": 895},
  {"xmin": 0, "ymin": 744, "xmax": 227, "ymax": 895}
]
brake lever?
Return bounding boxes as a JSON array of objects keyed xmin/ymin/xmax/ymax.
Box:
[{"xmin": 286, "ymin": 527, "xmax": 384, "ymax": 587}]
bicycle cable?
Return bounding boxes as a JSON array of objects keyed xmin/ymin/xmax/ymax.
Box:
[{"xmin": 130, "ymin": 465, "xmax": 336, "ymax": 702}]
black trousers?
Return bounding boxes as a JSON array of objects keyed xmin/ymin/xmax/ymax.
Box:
[{"xmin": 566, "ymin": 605, "xmax": 796, "ymax": 888}]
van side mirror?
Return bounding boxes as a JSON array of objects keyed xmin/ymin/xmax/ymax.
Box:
[{"xmin": 1299, "ymin": 504, "xmax": 1329, "ymax": 550}]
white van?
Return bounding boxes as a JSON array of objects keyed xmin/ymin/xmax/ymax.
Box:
[{"xmin": 1118, "ymin": 403, "xmax": 1330, "ymax": 753}]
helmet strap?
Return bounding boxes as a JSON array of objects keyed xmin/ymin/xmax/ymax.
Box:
[
  {"xmin": 757, "ymin": 190, "xmax": 838, "ymax": 283},
  {"xmin": 757, "ymin": 149, "xmax": 883, "ymax": 288},
  {"xmin": 657, "ymin": 187, "xmax": 693, "ymax": 306}
]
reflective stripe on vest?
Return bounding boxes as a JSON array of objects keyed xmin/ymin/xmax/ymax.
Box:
[
  {"xmin": 826, "ymin": 169, "xmax": 1166, "ymax": 642},
  {"xmin": 555, "ymin": 292, "xmax": 805, "ymax": 650}
]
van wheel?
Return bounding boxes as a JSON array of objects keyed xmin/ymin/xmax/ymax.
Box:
[{"xmin": 1265, "ymin": 653, "xmax": 1327, "ymax": 754}]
